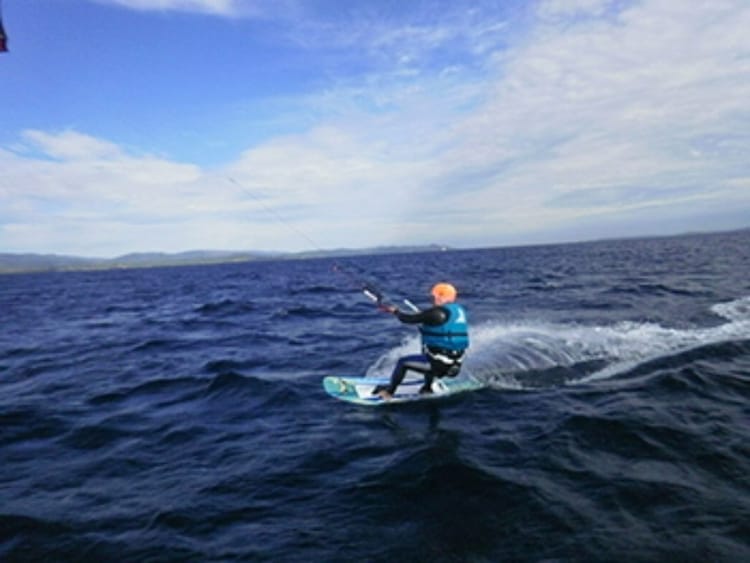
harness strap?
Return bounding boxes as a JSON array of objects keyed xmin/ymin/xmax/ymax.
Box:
[{"xmin": 425, "ymin": 347, "xmax": 464, "ymax": 365}]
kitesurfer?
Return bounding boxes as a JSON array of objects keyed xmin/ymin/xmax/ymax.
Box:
[
  {"xmin": 374, "ymin": 282, "xmax": 469, "ymax": 400},
  {"xmin": 0, "ymin": 0, "xmax": 7, "ymax": 53},
  {"xmin": 0, "ymin": 19, "xmax": 7, "ymax": 52}
]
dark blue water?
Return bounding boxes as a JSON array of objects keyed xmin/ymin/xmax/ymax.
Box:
[{"xmin": 2, "ymin": 230, "xmax": 749, "ymax": 562}]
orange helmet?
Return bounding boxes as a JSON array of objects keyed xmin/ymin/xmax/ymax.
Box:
[{"xmin": 431, "ymin": 282, "xmax": 457, "ymax": 302}]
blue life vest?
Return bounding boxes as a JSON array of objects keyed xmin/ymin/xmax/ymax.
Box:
[{"xmin": 420, "ymin": 303, "xmax": 469, "ymax": 352}]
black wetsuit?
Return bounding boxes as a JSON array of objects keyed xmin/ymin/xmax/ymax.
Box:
[{"xmin": 377, "ymin": 305, "xmax": 467, "ymax": 395}]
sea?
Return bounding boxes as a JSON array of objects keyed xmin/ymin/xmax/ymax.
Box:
[{"xmin": 1, "ymin": 229, "xmax": 749, "ymax": 562}]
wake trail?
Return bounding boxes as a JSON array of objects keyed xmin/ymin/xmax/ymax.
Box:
[{"xmin": 371, "ymin": 296, "xmax": 750, "ymax": 390}]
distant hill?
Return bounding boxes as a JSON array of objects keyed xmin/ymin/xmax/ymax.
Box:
[
  {"xmin": 0, "ymin": 245, "xmax": 451, "ymax": 274},
  {"xmin": 0, "ymin": 253, "xmax": 100, "ymax": 272},
  {"xmin": 105, "ymin": 250, "xmax": 279, "ymax": 268}
]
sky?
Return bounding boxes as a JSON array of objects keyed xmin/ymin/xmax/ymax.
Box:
[{"xmin": 1, "ymin": 0, "xmax": 749, "ymax": 257}]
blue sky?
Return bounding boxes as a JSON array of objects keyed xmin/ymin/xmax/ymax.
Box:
[{"xmin": 1, "ymin": 0, "xmax": 749, "ymax": 257}]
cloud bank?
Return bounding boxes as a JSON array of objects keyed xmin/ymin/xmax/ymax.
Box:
[{"xmin": 2, "ymin": 0, "xmax": 749, "ymax": 256}]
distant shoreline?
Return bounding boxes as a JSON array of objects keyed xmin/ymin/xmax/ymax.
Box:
[
  {"xmin": 0, "ymin": 244, "xmax": 452, "ymax": 275},
  {"xmin": 2, "ymin": 226, "xmax": 748, "ymax": 275}
]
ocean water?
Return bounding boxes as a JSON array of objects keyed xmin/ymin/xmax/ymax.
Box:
[{"xmin": 1, "ymin": 230, "xmax": 749, "ymax": 562}]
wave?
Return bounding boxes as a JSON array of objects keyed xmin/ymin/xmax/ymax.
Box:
[
  {"xmin": 603, "ymin": 282, "xmax": 709, "ymax": 298},
  {"xmin": 712, "ymin": 295, "xmax": 750, "ymax": 322},
  {"xmin": 370, "ymin": 296, "xmax": 750, "ymax": 390},
  {"xmin": 86, "ymin": 369, "xmax": 302, "ymax": 420},
  {"xmin": 289, "ymin": 283, "xmax": 340, "ymax": 296},
  {"xmin": 195, "ymin": 298, "xmax": 255, "ymax": 315},
  {"xmin": 87, "ymin": 376, "xmax": 204, "ymax": 406},
  {"xmin": 272, "ymin": 304, "xmax": 330, "ymax": 320},
  {"xmin": 0, "ymin": 407, "xmax": 70, "ymax": 446}
]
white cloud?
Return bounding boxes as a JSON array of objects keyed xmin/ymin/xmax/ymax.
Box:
[
  {"xmin": 536, "ymin": 0, "xmax": 612, "ymax": 20},
  {"xmin": 0, "ymin": 131, "xmax": 209, "ymax": 255},
  {"xmin": 94, "ymin": 0, "xmax": 246, "ymax": 17},
  {"xmin": 22, "ymin": 130, "xmax": 124, "ymax": 161},
  {"xmin": 423, "ymin": 0, "xmax": 750, "ymax": 232}
]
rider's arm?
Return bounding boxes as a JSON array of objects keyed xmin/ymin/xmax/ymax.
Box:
[{"xmin": 394, "ymin": 306, "xmax": 447, "ymax": 326}]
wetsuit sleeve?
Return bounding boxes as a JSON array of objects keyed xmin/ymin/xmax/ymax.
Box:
[{"xmin": 395, "ymin": 306, "xmax": 447, "ymax": 326}]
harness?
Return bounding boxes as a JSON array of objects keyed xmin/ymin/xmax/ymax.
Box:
[{"xmin": 424, "ymin": 347, "xmax": 464, "ymax": 377}]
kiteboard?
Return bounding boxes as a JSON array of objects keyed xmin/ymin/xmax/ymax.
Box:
[{"xmin": 322, "ymin": 373, "xmax": 485, "ymax": 406}]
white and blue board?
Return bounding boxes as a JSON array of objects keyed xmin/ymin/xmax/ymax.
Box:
[{"xmin": 323, "ymin": 373, "xmax": 485, "ymax": 406}]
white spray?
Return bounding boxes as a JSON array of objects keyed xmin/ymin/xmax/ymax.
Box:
[{"xmin": 370, "ymin": 296, "xmax": 750, "ymax": 390}]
